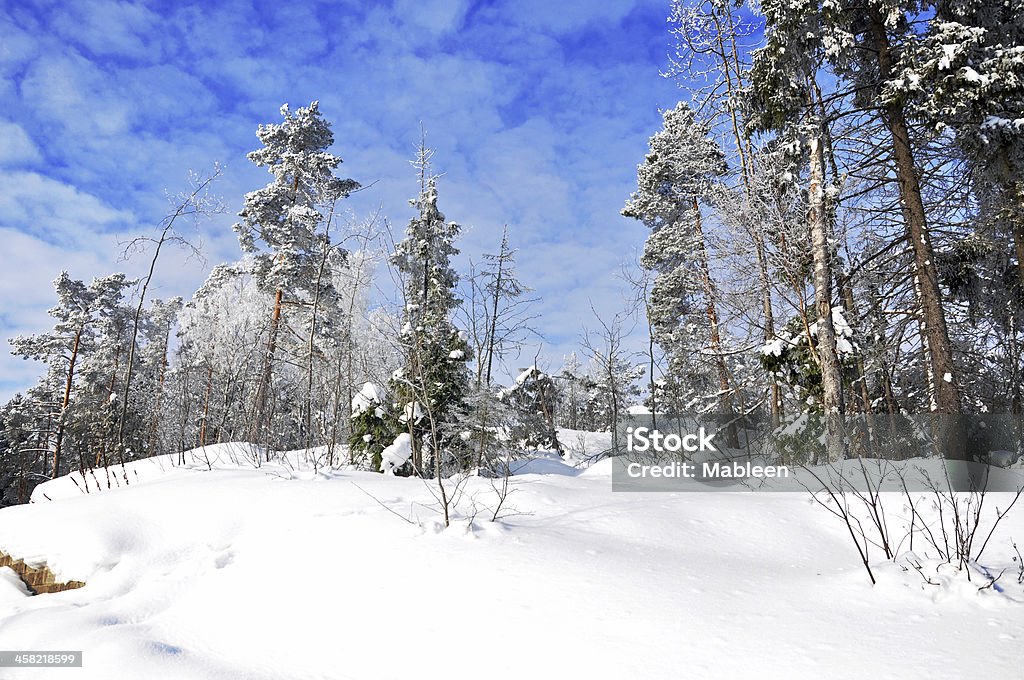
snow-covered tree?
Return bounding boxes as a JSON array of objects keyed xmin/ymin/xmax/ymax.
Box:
[
  {"xmin": 348, "ymin": 382, "xmax": 393, "ymax": 471},
  {"xmin": 622, "ymin": 102, "xmax": 734, "ymax": 416},
  {"xmin": 502, "ymin": 365, "xmax": 561, "ymax": 453},
  {"xmin": 234, "ymin": 101, "xmax": 359, "ymax": 443},
  {"xmin": 896, "ymin": 4, "xmax": 1024, "ymax": 288},
  {"xmin": 0, "ymin": 394, "xmax": 45, "ymax": 506},
  {"xmin": 9, "ymin": 272, "xmax": 134, "ymax": 478},
  {"xmin": 749, "ymin": 7, "xmax": 852, "ymax": 460},
  {"xmin": 390, "ymin": 143, "xmax": 472, "ymax": 475}
]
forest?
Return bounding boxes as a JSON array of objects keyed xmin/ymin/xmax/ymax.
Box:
[{"xmin": 1, "ymin": 0, "xmax": 1022, "ymax": 505}]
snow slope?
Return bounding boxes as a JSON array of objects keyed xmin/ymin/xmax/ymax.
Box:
[{"xmin": 1, "ymin": 446, "xmax": 1022, "ymax": 680}]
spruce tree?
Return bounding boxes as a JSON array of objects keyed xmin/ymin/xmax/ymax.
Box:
[
  {"xmin": 348, "ymin": 382, "xmax": 393, "ymax": 471},
  {"xmin": 503, "ymin": 366, "xmax": 561, "ymax": 453},
  {"xmin": 389, "ymin": 143, "xmax": 472, "ymax": 476}
]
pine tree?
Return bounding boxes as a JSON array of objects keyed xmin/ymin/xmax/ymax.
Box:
[
  {"xmin": 622, "ymin": 102, "xmax": 735, "ymax": 420},
  {"xmin": 9, "ymin": 272, "xmax": 133, "ymax": 478},
  {"xmin": 390, "ymin": 142, "xmax": 472, "ymax": 476},
  {"xmin": 897, "ymin": 2, "xmax": 1024, "ymax": 288},
  {"xmin": 234, "ymin": 101, "xmax": 359, "ymax": 445},
  {"xmin": 0, "ymin": 394, "xmax": 41, "ymax": 506},
  {"xmin": 502, "ymin": 366, "xmax": 561, "ymax": 453}
]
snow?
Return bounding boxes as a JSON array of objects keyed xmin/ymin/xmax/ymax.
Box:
[
  {"xmin": 961, "ymin": 66, "xmax": 986, "ymax": 84},
  {"xmin": 514, "ymin": 365, "xmax": 540, "ymax": 385},
  {"xmin": 0, "ymin": 445, "xmax": 1022, "ymax": 679},
  {"xmin": 760, "ymin": 336, "xmax": 789, "ymax": 357},
  {"xmin": 938, "ymin": 44, "xmax": 958, "ymax": 70},
  {"xmin": 982, "ymin": 115, "xmax": 1024, "ymax": 132},
  {"xmin": 766, "ymin": 308, "xmax": 856, "ymax": 358},
  {"xmin": 379, "ymin": 432, "xmax": 413, "ymax": 474},
  {"xmin": 0, "ymin": 567, "xmax": 31, "ymax": 604},
  {"xmin": 351, "ymin": 381, "xmax": 386, "ymax": 417},
  {"xmin": 399, "ymin": 400, "xmax": 423, "ymax": 425}
]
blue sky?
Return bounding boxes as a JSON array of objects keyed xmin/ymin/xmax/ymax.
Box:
[{"xmin": 0, "ymin": 0, "xmax": 685, "ymax": 399}]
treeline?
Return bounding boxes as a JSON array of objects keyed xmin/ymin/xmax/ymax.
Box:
[
  {"xmin": 3, "ymin": 0, "xmax": 1022, "ymax": 503},
  {"xmin": 0, "ymin": 104, "xmax": 641, "ymax": 506},
  {"xmin": 620, "ymin": 0, "xmax": 1023, "ymax": 461}
]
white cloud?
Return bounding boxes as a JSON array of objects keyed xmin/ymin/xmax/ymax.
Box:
[
  {"xmin": 19, "ymin": 53, "xmax": 134, "ymax": 140},
  {"xmin": 48, "ymin": 0, "xmax": 163, "ymax": 61},
  {"xmin": 392, "ymin": 0, "xmax": 470, "ymax": 34},
  {"xmin": 0, "ymin": 170, "xmax": 134, "ymax": 246},
  {"xmin": 0, "ymin": 226, "xmax": 114, "ymax": 399},
  {"xmin": 0, "ymin": 0, "xmax": 683, "ymax": 397},
  {"xmin": 0, "ymin": 121, "xmax": 42, "ymax": 166},
  {"xmin": 483, "ymin": 0, "xmax": 638, "ymax": 33}
]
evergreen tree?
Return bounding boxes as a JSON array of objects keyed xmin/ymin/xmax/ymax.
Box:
[
  {"xmin": 390, "ymin": 142, "xmax": 472, "ymax": 476},
  {"xmin": 9, "ymin": 272, "xmax": 133, "ymax": 478},
  {"xmin": 0, "ymin": 394, "xmax": 41, "ymax": 506},
  {"xmin": 234, "ymin": 101, "xmax": 359, "ymax": 444},
  {"xmin": 502, "ymin": 366, "xmax": 562, "ymax": 453},
  {"xmin": 348, "ymin": 382, "xmax": 393, "ymax": 471},
  {"xmin": 898, "ymin": 2, "xmax": 1024, "ymax": 287},
  {"xmin": 622, "ymin": 102, "xmax": 735, "ymax": 419}
]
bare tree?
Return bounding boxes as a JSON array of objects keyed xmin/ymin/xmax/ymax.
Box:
[{"xmin": 115, "ymin": 166, "xmax": 223, "ymax": 455}]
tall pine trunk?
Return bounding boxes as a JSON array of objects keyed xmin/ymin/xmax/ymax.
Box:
[
  {"xmin": 692, "ymin": 197, "xmax": 737, "ymax": 446},
  {"xmin": 808, "ymin": 128, "xmax": 847, "ymax": 462},
  {"xmin": 867, "ymin": 12, "xmax": 963, "ymax": 459},
  {"xmin": 52, "ymin": 327, "xmax": 83, "ymax": 478},
  {"xmin": 868, "ymin": 12, "xmax": 961, "ymax": 418},
  {"xmin": 251, "ymin": 288, "xmax": 284, "ymax": 446}
]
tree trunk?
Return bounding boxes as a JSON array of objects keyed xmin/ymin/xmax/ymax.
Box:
[
  {"xmin": 647, "ymin": 307, "xmax": 657, "ymax": 430},
  {"xmin": 484, "ymin": 231, "xmax": 507, "ymax": 386},
  {"xmin": 692, "ymin": 197, "xmax": 737, "ymax": 447},
  {"xmin": 52, "ymin": 327, "xmax": 83, "ymax": 478},
  {"xmin": 117, "ymin": 230, "xmax": 167, "ymax": 453},
  {"xmin": 839, "ymin": 278, "xmax": 871, "ymax": 413},
  {"xmin": 251, "ymin": 287, "xmax": 284, "ymax": 444},
  {"xmin": 306, "ymin": 235, "xmax": 332, "ymax": 453},
  {"xmin": 708, "ymin": 5, "xmax": 779, "ymax": 428},
  {"xmin": 199, "ymin": 363, "xmax": 214, "ymax": 446},
  {"xmin": 868, "ymin": 11, "xmax": 963, "ymax": 460},
  {"xmin": 868, "ymin": 12, "xmax": 961, "ymax": 417},
  {"xmin": 808, "ymin": 129, "xmax": 847, "ymax": 462}
]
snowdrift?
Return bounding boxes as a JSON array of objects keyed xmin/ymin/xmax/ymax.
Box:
[{"xmin": 0, "ymin": 442, "xmax": 1022, "ymax": 679}]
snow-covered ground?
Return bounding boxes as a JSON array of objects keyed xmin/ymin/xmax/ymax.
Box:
[{"xmin": 1, "ymin": 439, "xmax": 1023, "ymax": 680}]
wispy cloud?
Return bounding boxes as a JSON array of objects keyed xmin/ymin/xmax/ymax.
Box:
[{"xmin": 0, "ymin": 0, "xmax": 681, "ymax": 399}]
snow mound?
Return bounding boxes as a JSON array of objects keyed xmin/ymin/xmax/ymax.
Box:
[
  {"xmin": 510, "ymin": 454, "xmax": 579, "ymax": 476},
  {"xmin": 380, "ymin": 432, "xmax": 413, "ymax": 474},
  {"xmin": 30, "ymin": 443, "xmax": 266, "ymax": 502},
  {"xmin": 578, "ymin": 457, "xmax": 615, "ymax": 477},
  {"xmin": 0, "ymin": 566, "xmax": 32, "ymax": 604},
  {"xmin": 1, "ymin": 439, "xmax": 1023, "ymax": 679}
]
